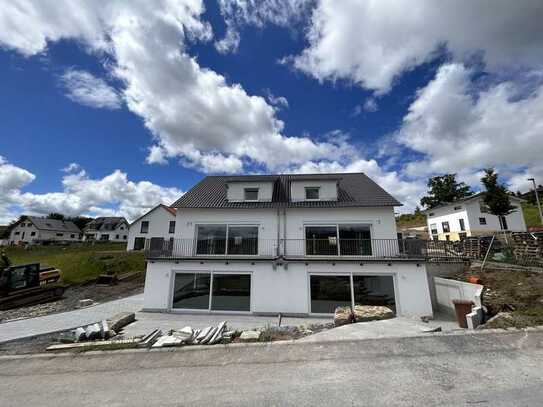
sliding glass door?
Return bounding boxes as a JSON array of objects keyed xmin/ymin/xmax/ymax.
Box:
[
  {"xmin": 172, "ymin": 272, "xmax": 251, "ymax": 312},
  {"xmin": 196, "ymin": 224, "xmax": 258, "ymax": 255}
]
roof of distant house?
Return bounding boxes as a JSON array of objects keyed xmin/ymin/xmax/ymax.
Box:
[
  {"xmin": 129, "ymin": 204, "xmax": 177, "ymax": 226},
  {"xmin": 421, "ymin": 192, "xmax": 524, "ymax": 213},
  {"xmin": 172, "ymin": 173, "xmax": 401, "ymax": 209},
  {"xmin": 18, "ymin": 217, "xmax": 81, "ymax": 233},
  {"xmin": 84, "ymin": 217, "xmax": 128, "ymax": 232}
]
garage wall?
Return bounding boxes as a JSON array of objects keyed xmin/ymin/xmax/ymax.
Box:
[{"xmin": 144, "ymin": 260, "xmax": 432, "ymax": 317}]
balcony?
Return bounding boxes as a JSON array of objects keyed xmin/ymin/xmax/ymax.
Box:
[{"xmin": 144, "ymin": 238, "xmax": 464, "ymax": 261}]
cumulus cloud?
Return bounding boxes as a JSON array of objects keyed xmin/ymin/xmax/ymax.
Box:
[
  {"xmin": 60, "ymin": 69, "xmax": 122, "ymax": 109},
  {"xmin": 395, "ymin": 63, "xmax": 543, "ymax": 181},
  {"xmin": 292, "ymin": 0, "xmax": 543, "ymax": 93},
  {"xmin": 0, "ymin": 0, "xmax": 356, "ymax": 173},
  {"xmin": 215, "ymin": 0, "xmax": 314, "ymax": 53},
  {"xmin": 0, "ymin": 157, "xmax": 182, "ymax": 223}
]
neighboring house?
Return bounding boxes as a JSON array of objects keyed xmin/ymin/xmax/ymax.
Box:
[
  {"xmin": 423, "ymin": 193, "xmax": 527, "ymax": 241},
  {"xmin": 9, "ymin": 217, "xmax": 81, "ymax": 245},
  {"xmin": 0, "ymin": 225, "xmax": 8, "ymax": 246},
  {"xmin": 83, "ymin": 217, "xmax": 129, "ymax": 242},
  {"xmin": 397, "ymin": 225, "xmax": 428, "ymax": 240},
  {"xmin": 143, "ymin": 173, "xmax": 434, "ymax": 318},
  {"xmin": 127, "ymin": 204, "xmax": 177, "ymax": 251}
]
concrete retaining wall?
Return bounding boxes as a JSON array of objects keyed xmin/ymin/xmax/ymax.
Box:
[
  {"xmin": 434, "ymin": 277, "xmax": 483, "ymax": 315},
  {"xmin": 426, "ymin": 262, "xmax": 467, "ymax": 311}
]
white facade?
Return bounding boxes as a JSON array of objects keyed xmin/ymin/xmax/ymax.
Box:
[
  {"xmin": 128, "ymin": 205, "xmax": 176, "ymax": 251},
  {"xmin": 83, "ymin": 220, "xmax": 129, "ymax": 242},
  {"xmin": 143, "ymin": 205, "xmax": 433, "ymax": 318},
  {"xmin": 227, "ymin": 181, "xmax": 274, "ymax": 202},
  {"xmin": 144, "ymin": 260, "xmax": 432, "ymax": 317},
  {"xmin": 9, "ymin": 220, "xmax": 81, "ymax": 244},
  {"xmin": 426, "ymin": 196, "xmax": 527, "ymax": 241}
]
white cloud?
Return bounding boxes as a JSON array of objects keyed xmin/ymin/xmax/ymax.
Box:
[
  {"xmin": 352, "ymin": 97, "xmax": 378, "ymax": 116},
  {"xmin": 292, "ymin": 0, "xmax": 543, "ymax": 93},
  {"xmin": 396, "ymin": 63, "xmax": 543, "ymax": 181},
  {"xmin": 215, "ymin": 0, "xmax": 314, "ymax": 53},
  {"xmin": 0, "ymin": 157, "xmax": 182, "ymax": 223},
  {"xmin": 266, "ymin": 90, "xmax": 289, "ymax": 109},
  {"xmin": 0, "ymin": 0, "xmax": 355, "ymax": 173},
  {"xmin": 60, "ymin": 69, "xmax": 122, "ymax": 109}
]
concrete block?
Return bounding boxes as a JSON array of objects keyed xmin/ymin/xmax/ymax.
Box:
[
  {"xmin": 108, "ymin": 312, "xmax": 136, "ymax": 332},
  {"xmin": 466, "ymin": 306, "xmax": 484, "ymax": 330},
  {"xmin": 85, "ymin": 323, "xmax": 102, "ymax": 341},
  {"xmin": 78, "ymin": 299, "xmax": 94, "ymax": 308},
  {"xmin": 240, "ymin": 330, "xmax": 261, "ymax": 342}
]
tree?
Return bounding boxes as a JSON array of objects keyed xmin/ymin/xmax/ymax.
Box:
[
  {"xmin": 480, "ymin": 168, "xmax": 516, "ymax": 222},
  {"xmin": 47, "ymin": 213, "xmax": 65, "ymax": 220},
  {"xmin": 4, "ymin": 215, "xmax": 28, "ymax": 238},
  {"xmin": 420, "ymin": 174, "xmax": 472, "ymax": 209},
  {"xmin": 68, "ymin": 216, "xmax": 93, "ymax": 231}
]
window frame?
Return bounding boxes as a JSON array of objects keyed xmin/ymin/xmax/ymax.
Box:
[
  {"xmin": 243, "ymin": 187, "xmax": 259, "ymax": 201},
  {"xmin": 194, "ymin": 223, "xmax": 259, "ymax": 256},
  {"xmin": 305, "ymin": 186, "xmax": 320, "ymax": 200},
  {"xmin": 441, "ymin": 221, "xmax": 450, "ymax": 233},
  {"xmin": 479, "ymin": 217, "xmax": 487, "ymax": 225},
  {"xmin": 140, "ymin": 221, "xmax": 149, "ymax": 234},
  {"xmin": 459, "ymin": 218, "xmax": 465, "ymax": 231},
  {"xmin": 169, "ymin": 220, "xmax": 176, "ymax": 234},
  {"xmin": 303, "ymin": 223, "xmax": 373, "ymax": 256}
]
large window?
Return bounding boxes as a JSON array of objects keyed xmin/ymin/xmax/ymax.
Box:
[
  {"xmin": 305, "ymin": 187, "xmax": 320, "ymax": 200},
  {"xmin": 227, "ymin": 226, "xmax": 258, "ymax": 255},
  {"xmin": 133, "ymin": 237, "xmax": 145, "ymax": 250},
  {"xmin": 196, "ymin": 225, "xmax": 227, "ymax": 255},
  {"xmin": 211, "ymin": 274, "xmax": 251, "ymax": 311},
  {"xmin": 305, "ymin": 226, "xmax": 337, "ymax": 255},
  {"xmin": 339, "ymin": 225, "xmax": 372, "ymax": 255},
  {"xmin": 305, "ymin": 224, "xmax": 372, "ymax": 256},
  {"xmin": 353, "ymin": 275, "xmax": 395, "ymax": 312},
  {"xmin": 244, "ymin": 188, "xmax": 259, "ymax": 201},
  {"xmin": 140, "ymin": 221, "xmax": 149, "ymax": 234},
  {"xmin": 172, "ymin": 272, "xmax": 251, "ymax": 312},
  {"xmin": 196, "ymin": 224, "xmax": 258, "ymax": 255},
  {"xmin": 172, "ymin": 273, "xmax": 211, "ymax": 309},
  {"xmin": 310, "ymin": 275, "xmax": 351, "ymax": 313}
]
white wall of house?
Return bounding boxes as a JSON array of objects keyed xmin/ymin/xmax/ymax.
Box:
[
  {"xmin": 426, "ymin": 198, "xmax": 526, "ymax": 240},
  {"xmin": 128, "ymin": 207, "xmax": 176, "ymax": 250},
  {"xmin": 96, "ymin": 223, "xmax": 129, "ymax": 242},
  {"xmin": 226, "ymin": 182, "xmax": 274, "ymax": 202},
  {"xmin": 290, "ymin": 180, "xmax": 338, "ymax": 201},
  {"xmin": 9, "ymin": 222, "xmax": 81, "ymax": 244},
  {"xmin": 143, "ymin": 260, "xmax": 432, "ymax": 317}
]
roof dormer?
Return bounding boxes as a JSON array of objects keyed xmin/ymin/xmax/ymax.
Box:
[
  {"xmin": 225, "ymin": 178, "xmax": 274, "ymax": 202},
  {"xmin": 290, "ymin": 177, "xmax": 339, "ymax": 202}
]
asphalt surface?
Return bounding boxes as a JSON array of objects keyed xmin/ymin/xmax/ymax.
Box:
[{"xmin": 1, "ymin": 330, "xmax": 542, "ymax": 406}]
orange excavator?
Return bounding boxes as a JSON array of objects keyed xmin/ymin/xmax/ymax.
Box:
[{"xmin": 0, "ymin": 252, "xmax": 65, "ymax": 310}]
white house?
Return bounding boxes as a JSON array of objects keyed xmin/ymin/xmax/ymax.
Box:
[
  {"xmin": 127, "ymin": 204, "xmax": 177, "ymax": 251},
  {"xmin": 423, "ymin": 193, "xmax": 527, "ymax": 241},
  {"xmin": 142, "ymin": 173, "xmax": 435, "ymax": 318},
  {"xmin": 83, "ymin": 217, "xmax": 129, "ymax": 242},
  {"xmin": 9, "ymin": 217, "xmax": 81, "ymax": 244}
]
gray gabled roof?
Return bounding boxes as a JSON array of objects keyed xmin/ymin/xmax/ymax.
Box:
[
  {"xmin": 84, "ymin": 217, "xmax": 128, "ymax": 232},
  {"xmin": 28, "ymin": 217, "xmax": 81, "ymax": 233},
  {"xmin": 172, "ymin": 173, "xmax": 401, "ymax": 209}
]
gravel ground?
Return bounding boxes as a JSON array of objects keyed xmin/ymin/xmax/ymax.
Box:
[{"xmin": 0, "ymin": 276, "xmax": 144, "ymax": 323}]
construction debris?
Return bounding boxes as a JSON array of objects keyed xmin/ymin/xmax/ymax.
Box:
[
  {"xmin": 138, "ymin": 329, "xmax": 162, "ymax": 348},
  {"xmin": 334, "ymin": 305, "xmax": 395, "ymax": 327},
  {"xmin": 78, "ymin": 299, "xmax": 94, "ymax": 308},
  {"xmin": 239, "ymin": 330, "xmax": 261, "ymax": 342},
  {"xmin": 47, "ymin": 338, "xmax": 140, "ymax": 351},
  {"xmin": 108, "ymin": 312, "xmax": 136, "ymax": 332}
]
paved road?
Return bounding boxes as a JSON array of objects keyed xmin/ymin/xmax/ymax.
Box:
[
  {"xmin": 0, "ymin": 294, "xmax": 143, "ymax": 343},
  {"xmin": 1, "ymin": 330, "xmax": 542, "ymax": 406}
]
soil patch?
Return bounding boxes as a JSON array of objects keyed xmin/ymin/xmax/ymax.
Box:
[
  {"xmin": 453, "ymin": 265, "xmax": 543, "ymax": 328},
  {"xmin": 0, "ymin": 275, "xmax": 144, "ymax": 323}
]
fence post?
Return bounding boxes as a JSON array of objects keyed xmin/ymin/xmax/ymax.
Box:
[{"xmin": 481, "ymin": 235, "xmax": 495, "ymax": 272}]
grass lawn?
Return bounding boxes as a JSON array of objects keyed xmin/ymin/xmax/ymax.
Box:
[
  {"xmin": 522, "ymin": 202, "xmax": 542, "ymax": 229},
  {"xmin": 3, "ymin": 242, "xmax": 145, "ymax": 285}
]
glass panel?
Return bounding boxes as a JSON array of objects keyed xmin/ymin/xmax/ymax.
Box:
[
  {"xmin": 211, "ymin": 274, "xmax": 251, "ymax": 311},
  {"xmin": 169, "ymin": 221, "xmax": 176, "ymax": 234},
  {"xmin": 310, "ymin": 275, "xmax": 351, "ymax": 313},
  {"xmin": 244, "ymin": 188, "xmax": 258, "ymax": 200},
  {"xmin": 305, "ymin": 226, "xmax": 338, "ymax": 255},
  {"xmin": 227, "ymin": 226, "xmax": 258, "ymax": 255},
  {"xmin": 338, "ymin": 225, "xmax": 372, "ymax": 255},
  {"xmin": 305, "ymin": 187, "xmax": 320, "ymax": 200},
  {"xmin": 140, "ymin": 221, "xmax": 149, "ymax": 233},
  {"xmin": 172, "ymin": 273, "xmax": 211, "ymax": 309},
  {"xmin": 353, "ymin": 275, "xmax": 396, "ymax": 313},
  {"xmin": 133, "ymin": 237, "xmax": 145, "ymax": 250},
  {"xmin": 196, "ymin": 225, "xmax": 227, "ymax": 255}
]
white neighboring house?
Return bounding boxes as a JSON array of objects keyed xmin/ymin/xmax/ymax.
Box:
[
  {"xmin": 9, "ymin": 217, "xmax": 82, "ymax": 245},
  {"xmin": 127, "ymin": 204, "xmax": 177, "ymax": 251},
  {"xmin": 83, "ymin": 217, "xmax": 129, "ymax": 242},
  {"xmin": 423, "ymin": 193, "xmax": 527, "ymax": 241},
  {"xmin": 143, "ymin": 173, "xmax": 435, "ymax": 318}
]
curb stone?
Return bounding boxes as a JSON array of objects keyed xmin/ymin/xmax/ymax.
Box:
[{"xmin": 1, "ymin": 324, "xmax": 543, "ymax": 361}]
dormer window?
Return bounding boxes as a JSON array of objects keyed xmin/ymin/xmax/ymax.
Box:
[
  {"xmin": 305, "ymin": 187, "xmax": 320, "ymax": 200},
  {"xmin": 244, "ymin": 188, "xmax": 259, "ymax": 201}
]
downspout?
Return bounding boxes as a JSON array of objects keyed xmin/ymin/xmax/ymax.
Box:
[
  {"xmin": 283, "ymin": 207, "xmax": 287, "ymax": 257},
  {"xmin": 276, "ymin": 208, "xmax": 281, "ymax": 257}
]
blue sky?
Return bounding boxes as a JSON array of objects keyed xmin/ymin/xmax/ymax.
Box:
[{"xmin": 1, "ymin": 1, "xmax": 542, "ymax": 223}]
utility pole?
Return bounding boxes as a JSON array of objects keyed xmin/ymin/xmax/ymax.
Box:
[{"xmin": 528, "ymin": 178, "xmax": 543, "ymax": 226}]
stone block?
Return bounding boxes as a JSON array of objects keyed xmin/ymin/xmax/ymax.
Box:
[
  {"xmin": 108, "ymin": 312, "xmax": 136, "ymax": 332},
  {"xmin": 240, "ymin": 330, "xmax": 261, "ymax": 342},
  {"xmin": 334, "ymin": 305, "xmax": 394, "ymax": 327}
]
